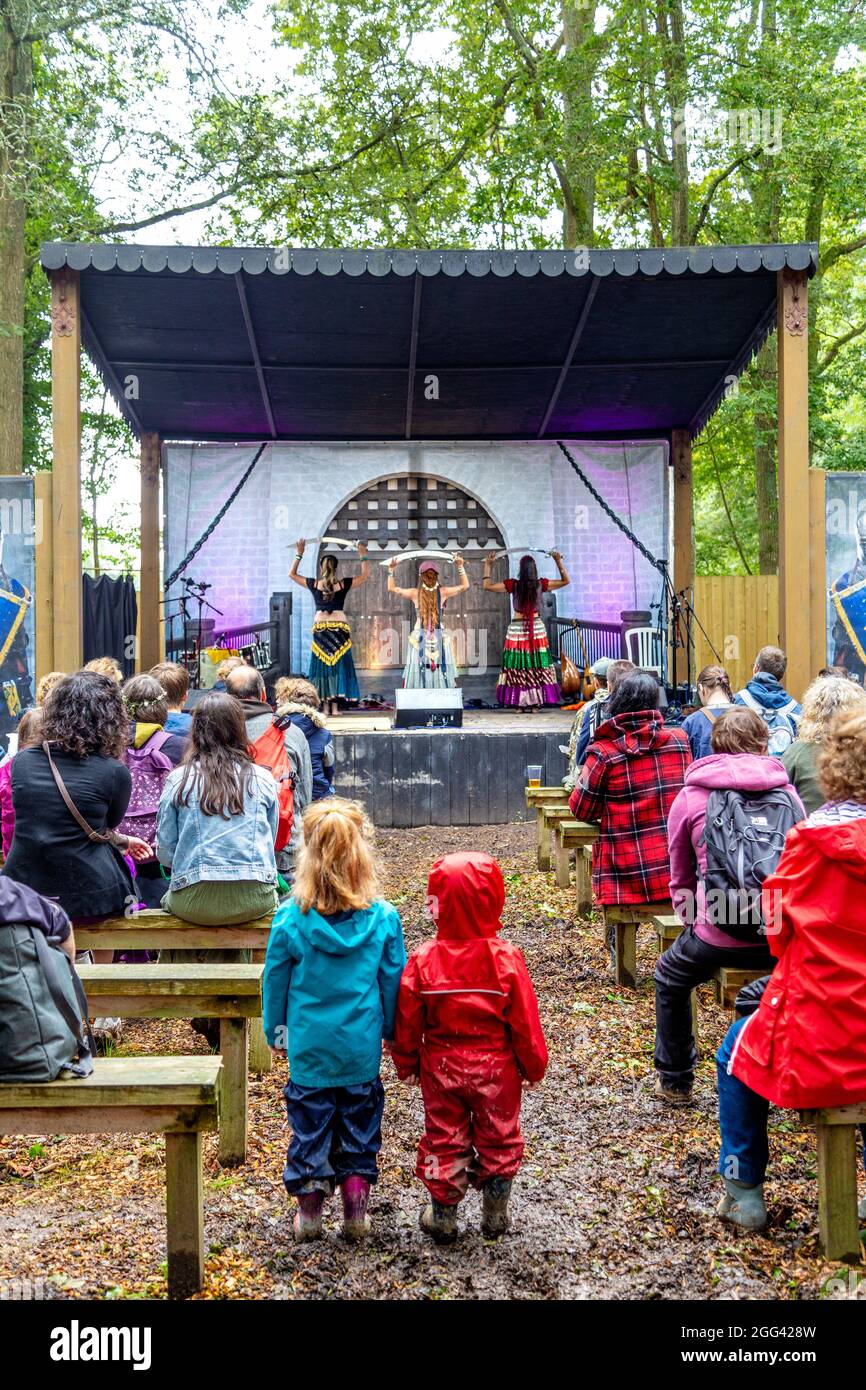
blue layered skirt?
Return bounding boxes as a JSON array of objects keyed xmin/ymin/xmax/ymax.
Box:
[{"xmin": 308, "ymin": 618, "xmax": 360, "ymax": 702}]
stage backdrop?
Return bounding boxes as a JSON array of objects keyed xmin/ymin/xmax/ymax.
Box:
[
  {"xmin": 163, "ymin": 441, "xmax": 670, "ymax": 674},
  {"xmin": 826, "ymin": 472, "xmax": 866, "ymax": 683},
  {"xmin": 0, "ymin": 475, "xmax": 37, "ymax": 748}
]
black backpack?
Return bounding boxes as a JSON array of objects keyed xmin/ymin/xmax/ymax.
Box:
[{"xmin": 699, "ymin": 788, "xmax": 803, "ymax": 942}]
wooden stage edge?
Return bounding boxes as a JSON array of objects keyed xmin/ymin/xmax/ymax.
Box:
[{"xmin": 331, "ymin": 718, "xmax": 571, "ymax": 827}]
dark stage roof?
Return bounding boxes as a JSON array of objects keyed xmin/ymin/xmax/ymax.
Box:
[{"xmin": 41, "ymin": 242, "xmax": 817, "ymax": 444}]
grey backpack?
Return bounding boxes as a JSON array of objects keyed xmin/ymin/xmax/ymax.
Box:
[
  {"xmin": 699, "ymin": 787, "xmax": 802, "ymax": 942},
  {"xmin": 0, "ymin": 923, "xmax": 95, "ymax": 1082}
]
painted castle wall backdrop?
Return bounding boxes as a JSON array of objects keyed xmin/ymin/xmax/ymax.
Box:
[{"xmin": 163, "ymin": 441, "xmax": 670, "ymax": 672}]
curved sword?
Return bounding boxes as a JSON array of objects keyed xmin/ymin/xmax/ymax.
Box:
[
  {"xmin": 378, "ymin": 549, "xmax": 456, "ymax": 567},
  {"xmin": 491, "ymin": 546, "xmax": 553, "ymax": 561}
]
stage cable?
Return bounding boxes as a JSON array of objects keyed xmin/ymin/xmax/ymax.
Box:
[{"xmin": 164, "ymin": 442, "xmax": 268, "ymax": 592}]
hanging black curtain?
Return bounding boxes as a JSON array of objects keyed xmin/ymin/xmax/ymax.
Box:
[{"xmin": 82, "ymin": 575, "xmax": 138, "ymax": 677}]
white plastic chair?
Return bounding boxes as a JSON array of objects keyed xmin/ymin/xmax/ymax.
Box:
[{"xmin": 624, "ymin": 626, "xmax": 663, "ymax": 677}]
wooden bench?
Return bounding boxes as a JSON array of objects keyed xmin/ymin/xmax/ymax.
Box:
[
  {"xmin": 0, "ymin": 1056, "xmax": 221, "ymax": 1298},
  {"xmin": 712, "ymin": 966, "xmax": 770, "ymax": 1014},
  {"xmin": 553, "ymin": 819, "xmax": 599, "ymax": 909},
  {"xmin": 652, "ymin": 914, "xmax": 703, "ymax": 1045},
  {"xmin": 524, "ymin": 786, "xmax": 571, "ymax": 869},
  {"xmin": 75, "ymin": 910, "xmax": 274, "ymax": 1077},
  {"xmin": 800, "ymin": 1104, "xmax": 866, "ymax": 1259},
  {"xmin": 603, "ymin": 901, "xmax": 673, "ymax": 989},
  {"xmin": 78, "ymin": 964, "xmax": 263, "ymax": 1168}
]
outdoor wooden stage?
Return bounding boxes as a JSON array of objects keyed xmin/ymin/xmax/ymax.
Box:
[{"xmin": 330, "ymin": 708, "xmax": 573, "ymax": 827}]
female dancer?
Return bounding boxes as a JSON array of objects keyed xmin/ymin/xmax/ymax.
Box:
[
  {"xmin": 290, "ymin": 541, "xmax": 370, "ymax": 716},
  {"xmin": 388, "ymin": 555, "xmax": 469, "ymax": 689},
  {"xmin": 483, "ymin": 551, "xmax": 570, "ymax": 710}
]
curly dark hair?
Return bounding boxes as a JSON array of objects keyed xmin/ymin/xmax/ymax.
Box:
[{"xmin": 41, "ymin": 671, "xmax": 130, "ymax": 760}]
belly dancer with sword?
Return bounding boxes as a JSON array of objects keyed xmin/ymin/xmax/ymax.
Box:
[{"xmin": 290, "ymin": 538, "xmax": 370, "ymax": 715}]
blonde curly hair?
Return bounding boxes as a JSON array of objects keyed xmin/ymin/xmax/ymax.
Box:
[
  {"xmin": 797, "ymin": 675, "xmax": 866, "ymax": 745},
  {"xmin": 274, "ymin": 676, "xmax": 320, "ymax": 710},
  {"xmin": 83, "ymin": 656, "xmax": 122, "ymax": 683},
  {"xmin": 818, "ymin": 708, "xmax": 866, "ymax": 804},
  {"xmin": 36, "ymin": 670, "xmax": 66, "ymax": 705}
]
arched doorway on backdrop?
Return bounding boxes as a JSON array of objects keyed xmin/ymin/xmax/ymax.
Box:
[{"xmin": 315, "ymin": 476, "xmax": 511, "ymax": 694}]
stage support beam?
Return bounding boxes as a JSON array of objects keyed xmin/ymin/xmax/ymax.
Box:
[
  {"xmin": 671, "ymin": 428, "xmax": 694, "ymax": 684},
  {"xmin": 777, "ymin": 269, "xmax": 811, "ymax": 702},
  {"xmin": 34, "ymin": 471, "xmax": 54, "ymax": 680},
  {"xmin": 139, "ymin": 431, "xmax": 162, "ymax": 671},
  {"xmin": 50, "ymin": 268, "xmax": 82, "ymax": 672}
]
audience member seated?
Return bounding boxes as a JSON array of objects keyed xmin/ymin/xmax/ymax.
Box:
[
  {"xmin": 149, "ymin": 660, "xmax": 192, "ymax": 735},
  {"xmin": 0, "ymin": 707, "xmax": 43, "ymax": 858},
  {"xmin": 733, "ymin": 645, "xmax": 801, "ymax": 754},
  {"xmin": 119, "ymin": 674, "xmax": 187, "ymax": 910},
  {"xmin": 35, "ymin": 670, "xmax": 66, "ymax": 706},
  {"xmin": 680, "ymin": 664, "xmax": 735, "ymax": 760},
  {"xmin": 656, "ymin": 707, "xmax": 804, "ymax": 1105},
  {"xmin": 274, "ymin": 676, "xmax": 336, "ymax": 801},
  {"xmin": 570, "ymin": 658, "xmax": 636, "ymax": 773},
  {"xmin": 715, "ymin": 708, "xmax": 866, "ymax": 1231},
  {"xmin": 212, "ymin": 655, "xmax": 245, "ymax": 691},
  {"xmin": 226, "ymin": 664, "xmax": 312, "ymax": 882},
  {"xmin": 156, "ymin": 690, "xmax": 279, "ymax": 927},
  {"xmin": 569, "ymin": 671, "xmax": 691, "ymax": 908},
  {"xmin": 781, "ymin": 674, "xmax": 866, "ymax": 816},
  {"xmin": 1, "ymin": 671, "xmax": 151, "ymax": 1041},
  {"xmin": 83, "ymin": 656, "xmax": 123, "ymax": 684}
]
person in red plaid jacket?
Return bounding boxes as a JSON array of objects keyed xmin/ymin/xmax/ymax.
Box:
[{"xmin": 569, "ymin": 672, "xmax": 691, "ymax": 904}]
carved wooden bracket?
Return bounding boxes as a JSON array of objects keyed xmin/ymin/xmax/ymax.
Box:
[
  {"xmin": 782, "ymin": 268, "xmax": 807, "ymax": 336},
  {"xmin": 50, "ymin": 270, "xmax": 77, "ymax": 337}
]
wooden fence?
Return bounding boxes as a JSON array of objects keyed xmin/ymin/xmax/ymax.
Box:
[{"xmin": 692, "ymin": 575, "xmax": 780, "ymax": 694}]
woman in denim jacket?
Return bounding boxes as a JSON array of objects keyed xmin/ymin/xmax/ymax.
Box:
[{"xmin": 156, "ymin": 691, "xmax": 279, "ymax": 926}]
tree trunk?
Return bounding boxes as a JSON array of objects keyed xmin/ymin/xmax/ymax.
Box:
[
  {"xmin": 0, "ymin": 18, "xmax": 31, "ymax": 475},
  {"xmin": 656, "ymin": 0, "xmax": 689, "ymax": 243},
  {"xmin": 560, "ymin": 2, "xmax": 596, "ymax": 247}
]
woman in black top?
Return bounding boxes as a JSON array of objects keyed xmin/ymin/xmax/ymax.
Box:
[
  {"xmin": 289, "ymin": 540, "xmax": 370, "ymax": 715},
  {"xmin": 3, "ymin": 671, "xmax": 151, "ymax": 923}
]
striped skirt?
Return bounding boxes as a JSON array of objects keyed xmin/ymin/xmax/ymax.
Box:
[
  {"xmin": 308, "ymin": 619, "xmax": 360, "ymax": 703},
  {"xmin": 496, "ymin": 614, "xmax": 561, "ymax": 708}
]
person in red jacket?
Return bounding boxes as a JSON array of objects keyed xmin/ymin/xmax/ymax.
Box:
[
  {"xmin": 715, "ymin": 707, "xmax": 866, "ymax": 1232},
  {"xmin": 391, "ymin": 852, "xmax": 548, "ymax": 1244}
]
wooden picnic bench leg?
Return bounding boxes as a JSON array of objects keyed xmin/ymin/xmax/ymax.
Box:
[
  {"xmin": 553, "ymin": 833, "xmax": 571, "ymax": 889},
  {"xmin": 248, "ymin": 949, "xmax": 272, "ymax": 1075},
  {"xmin": 165, "ymin": 1130, "xmax": 204, "ymax": 1298},
  {"xmin": 218, "ymin": 1017, "xmax": 249, "ymax": 1167},
  {"xmin": 816, "ymin": 1122, "xmax": 861, "ymax": 1259},
  {"xmin": 575, "ymin": 846, "xmax": 592, "ymax": 915},
  {"xmin": 537, "ymin": 809, "xmax": 552, "ymax": 870},
  {"xmin": 613, "ymin": 921, "xmax": 637, "ymax": 990}
]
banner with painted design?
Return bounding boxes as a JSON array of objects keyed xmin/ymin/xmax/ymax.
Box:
[
  {"xmin": 0, "ymin": 476, "xmax": 37, "ymax": 748},
  {"xmin": 826, "ymin": 473, "xmax": 866, "ymax": 685}
]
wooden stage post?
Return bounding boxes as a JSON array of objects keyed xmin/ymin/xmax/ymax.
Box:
[
  {"xmin": 139, "ymin": 431, "xmax": 162, "ymax": 670},
  {"xmin": 777, "ymin": 269, "xmax": 811, "ymax": 702},
  {"xmin": 33, "ymin": 471, "xmax": 54, "ymax": 679},
  {"xmin": 50, "ymin": 268, "xmax": 83, "ymax": 672},
  {"xmin": 671, "ymin": 429, "xmax": 694, "ymax": 682}
]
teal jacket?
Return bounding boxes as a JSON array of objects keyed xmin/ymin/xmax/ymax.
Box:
[{"xmin": 263, "ymin": 898, "xmax": 407, "ymax": 1087}]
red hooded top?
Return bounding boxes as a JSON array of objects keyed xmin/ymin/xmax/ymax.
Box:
[
  {"xmin": 390, "ymin": 852, "xmax": 548, "ymax": 1084},
  {"xmin": 730, "ymin": 817, "xmax": 866, "ymax": 1109}
]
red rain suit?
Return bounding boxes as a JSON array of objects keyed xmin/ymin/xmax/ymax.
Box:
[{"xmin": 391, "ymin": 852, "xmax": 548, "ymax": 1205}]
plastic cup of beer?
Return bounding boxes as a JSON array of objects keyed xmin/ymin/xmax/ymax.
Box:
[{"xmin": 527, "ymin": 764, "xmax": 542, "ymax": 788}]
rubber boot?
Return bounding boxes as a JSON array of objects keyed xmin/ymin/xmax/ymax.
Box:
[
  {"xmin": 481, "ymin": 1176, "xmax": 513, "ymax": 1239},
  {"xmin": 716, "ymin": 1177, "xmax": 767, "ymax": 1231},
  {"xmin": 341, "ymin": 1176, "xmax": 371, "ymax": 1241},
  {"xmin": 293, "ymin": 1185, "xmax": 326, "ymax": 1243},
  {"xmin": 419, "ymin": 1199, "xmax": 459, "ymax": 1245}
]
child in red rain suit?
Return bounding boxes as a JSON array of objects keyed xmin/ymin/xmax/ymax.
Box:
[{"xmin": 391, "ymin": 852, "xmax": 548, "ymax": 1244}]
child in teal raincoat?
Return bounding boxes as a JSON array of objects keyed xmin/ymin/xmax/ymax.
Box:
[{"xmin": 263, "ymin": 797, "xmax": 406, "ymax": 1243}]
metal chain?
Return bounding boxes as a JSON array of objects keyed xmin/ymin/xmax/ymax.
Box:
[
  {"xmin": 163, "ymin": 443, "xmax": 268, "ymax": 591},
  {"xmin": 556, "ymin": 440, "xmax": 666, "ymax": 576}
]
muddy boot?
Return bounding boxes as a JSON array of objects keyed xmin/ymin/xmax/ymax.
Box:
[
  {"xmin": 419, "ymin": 1200, "xmax": 458, "ymax": 1245},
  {"xmin": 481, "ymin": 1176, "xmax": 513, "ymax": 1239},
  {"xmin": 716, "ymin": 1178, "xmax": 767, "ymax": 1231},
  {"xmin": 341, "ymin": 1176, "xmax": 371, "ymax": 1241},
  {"xmin": 292, "ymin": 1184, "xmax": 326, "ymax": 1243}
]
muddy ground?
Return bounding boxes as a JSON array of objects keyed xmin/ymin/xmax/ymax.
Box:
[{"xmin": 1, "ymin": 823, "xmax": 863, "ymax": 1301}]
